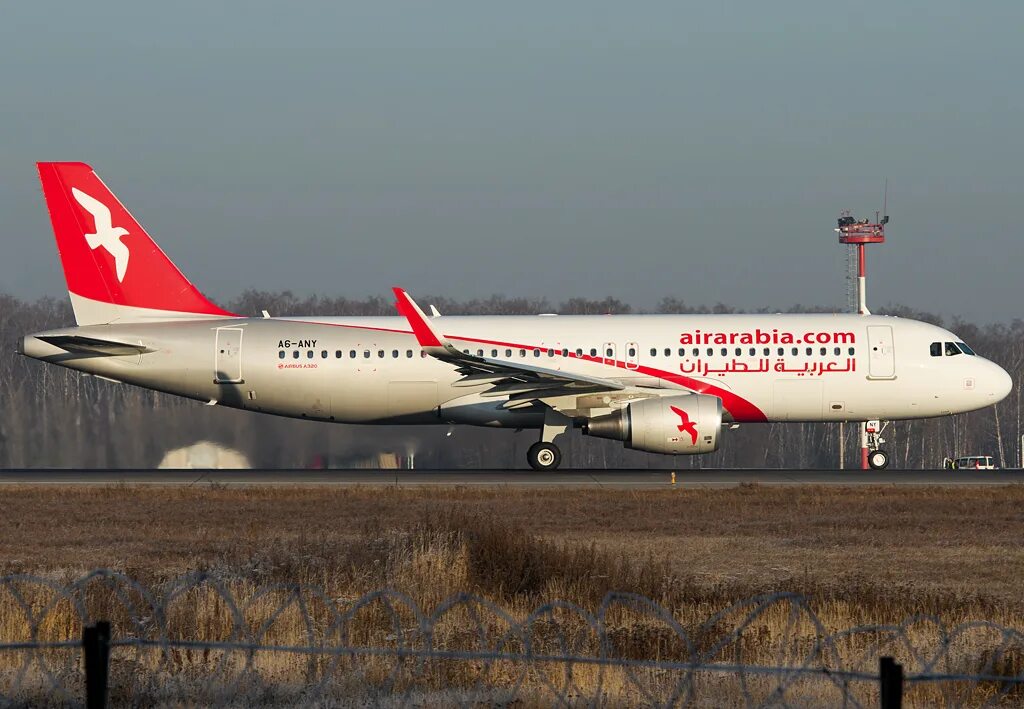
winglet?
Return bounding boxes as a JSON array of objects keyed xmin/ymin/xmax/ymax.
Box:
[{"xmin": 392, "ymin": 287, "xmax": 444, "ymax": 347}]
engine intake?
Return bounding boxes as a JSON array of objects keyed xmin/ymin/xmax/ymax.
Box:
[{"xmin": 583, "ymin": 394, "xmax": 722, "ymax": 454}]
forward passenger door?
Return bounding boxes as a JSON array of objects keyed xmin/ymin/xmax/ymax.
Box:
[{"xmin": 867, "ymin": 326, "xmax": 896, "ymax": 379}]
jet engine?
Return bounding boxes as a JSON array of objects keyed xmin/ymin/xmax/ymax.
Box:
[{"xmin": 583, "ymin": 394, "xmax": 722, "ymax": 454}]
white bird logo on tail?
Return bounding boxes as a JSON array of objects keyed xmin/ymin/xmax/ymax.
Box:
[{"xmin": 71, "ymin": 187, "xmax": 130, "ymax": 282}]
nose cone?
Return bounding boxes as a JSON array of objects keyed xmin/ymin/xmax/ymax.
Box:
[{"xmin": 991, "ymin": 362, "xmax": 1013, "ymax": 403}]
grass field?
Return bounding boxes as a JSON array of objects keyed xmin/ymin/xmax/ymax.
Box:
[{"xmin": 1, "ymin": 483, "xmax": 1023, "ymax": 705}]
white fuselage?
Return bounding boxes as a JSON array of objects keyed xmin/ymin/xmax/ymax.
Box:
[{"xmin": 23, "ymin": 312, "xmax": 1012, "ymax": 427}]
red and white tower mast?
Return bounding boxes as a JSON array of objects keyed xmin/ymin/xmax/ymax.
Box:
[{"xmin": 835, "ymin": 207, "xmax": 890, "ymax": 469}]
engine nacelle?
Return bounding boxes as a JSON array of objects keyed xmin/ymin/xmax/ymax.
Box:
[{"xmin": 583, "ymin": 394, "xmax": 722, "ymax": 454}]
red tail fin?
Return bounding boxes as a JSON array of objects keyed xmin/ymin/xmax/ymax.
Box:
[{"xmin": 37, "ymin": 162, "xmax": 235, "ymax": 324}]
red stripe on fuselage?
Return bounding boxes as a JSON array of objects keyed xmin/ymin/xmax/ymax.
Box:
[
  {"xmin": 444, "ymin": 334, "xmax": 768, "ymax": 423},
  {"xmin": 272, "ymin": 319, "xmax": 768, "ymax": 422}
]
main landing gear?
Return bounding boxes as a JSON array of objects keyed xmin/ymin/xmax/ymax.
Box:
[
  {"xmin": 527, "ymin": 409, "xmax": 571, "ymax": 471},
  {"xmin": 527, "ymin": 442, "xmax": 561, "ymax": 471},
  {"xmin": 862, "ymin": 420, "xmax": 890, "ymax": 470}
]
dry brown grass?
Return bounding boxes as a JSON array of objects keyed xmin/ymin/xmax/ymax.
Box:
[{"xmin": 1, "ymin": 483, "xmax": 1023, "ymax": 706}]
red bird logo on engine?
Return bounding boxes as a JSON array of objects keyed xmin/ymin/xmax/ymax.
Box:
[{"xmin": 669, "ymin": 405, "xmax": 699, "ymax": 445}]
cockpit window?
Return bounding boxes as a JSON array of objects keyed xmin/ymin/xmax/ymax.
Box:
[
  {"xmin": 956, "ymin": 341, "xmax": 976, "ymax": 356},
  {"xmin": 929, "ymin": 342, "xmax": 942, "ymax": 357},
  {"xmin": 944, "ymin": 342, "xmax": 962, "ymax": 356}
]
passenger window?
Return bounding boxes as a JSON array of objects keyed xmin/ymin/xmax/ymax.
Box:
[
  {"xmin": 562, "ymin": 348, "xmax": 568, "ymax": 357},
  {"xmin": 535, "ymin": 349, "xmax": 541, "ymax": 358},
  {"xmin": 778, "ymin": 347, "xmax": 785, "ymax": 356},
  {"xmin": 606, "ymin": 348, "xmax": 613, "ymax": 357},
  {"xmin": 665, "ymin": 348, "xmax": 671, "ymax": 357},
  {"xmin": 278, "ymin": 350, "xmax": 285, "ymax": 359},
  {"xmin": 349, "ymin": 350, "xmax": 356, "ymax": 358},
  {"xmin": 678, "ymin": 348, "xmax": 685, "ymax": 356},
  {"xmin": 307, "ymin": 351, "xmax": 314, "ymax": 359},
  {"xmin": 363, "ymin": 350, "xmax": 370, "ymax": 358},
  {"xmin": 820, "ymin": 347, "xmax": 826, "ymax": 356},
  {"xmin": 791, "ymin": 347, "xmax": 798, "ymax": 356},
  {"xmin": 293, "ymin": 351, "xmax": 299, "ymax": 359},
  {"xmin": 322, "ymin": 350, "xmax": 328, "ymax": 359},
  {"xmin": 421, "ymin": 351, "xmax": 427, "ymax": 358},
  {"xmin": 721, "ymin": 348, "xmax": 728, "ymax": 356},
  {"xmin": 749, "ymin": 348, "xmax": 756, "ymax": 356},
  {"xmin": 406, "ymin": 350, "xmax": 413, "ymax": 358},
  {"xmin": 491, "ymin": 349, "xmax": 498, "ymax": 357},
  {"xmin": 707, "ymin": 348, "xmax": 714, "ymax": 356},
  {"xmin": 392, "ymin": 350, "xmax": 399, "ymax": 358},
  {"xmin": 575, "ymin": 348, "xmax": 583, "ymax": 356},
  {"xmin": 377, "ymin": 350, "xmax": 385, "ymax": 358},
  {"xmin": 335, "ymin": 350, "xmax": 342, "ymax": 358},
  {"xmin": 520, "ymin": 349, "xmax": 527, "ymax": 357},
  {"xmin": 763, "ymin": 347, "xmax": 770, "ymax": 356},
  {"xmin": 506, "ymin": 349, "xmax": 513, "ymax": 357},
  {"xmin": 693, "ymin": 348, "xmax": 700, "ymax": 357},
  {"xmin": 735, "ymin": 348, "xmax": 741, "ymax": 356},
  {"xmin": 548, "ymin": 349, "xmax": 555, "ymax": 357},
  {"xmin": 944, "ymin": 342, "xmax": 961, "ymax": 356},
  {"xmin": 589, "ymin": 348, "xmax": 597, "ymax": 357},
  {"xmin": 833, "ymin": 347, "xmax": 840, "ymax": 356},
  {"xmin": 476, "ymin": 349, "xmax": 483, "ymax": 357},
  {"xmin": 805, "ymin": 347, "xmax": 812, "ymax": 356},
  {"xmin": 848, "ymin": 347, "xmax": 855, "ymax": 356},
  {"xmin": 930, "ymin": 342, "xmax": 942, "ymax": 357}
]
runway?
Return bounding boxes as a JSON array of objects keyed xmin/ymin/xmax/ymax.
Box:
[{"xmin": 1, "ymin": 469, "xmax": 1022, "ymax": 487}]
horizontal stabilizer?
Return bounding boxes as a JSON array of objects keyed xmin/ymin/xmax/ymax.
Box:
[{"xmin": 37, "ymin": 334, "xmax": 153, "ymax": 356}]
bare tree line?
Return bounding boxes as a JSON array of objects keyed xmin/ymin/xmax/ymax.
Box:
[{"xmin": 2, "ymin": 290, "xmax": 1022, "ymax": 469}]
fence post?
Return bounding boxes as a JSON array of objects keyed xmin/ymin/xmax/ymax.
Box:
[
  {"xmin": 879, "ymin": 656, "xmax": 903, "ymax": 709},
  {"xmin": 82, "ymin": 621, "xmax": 111, "ymax": 709}
]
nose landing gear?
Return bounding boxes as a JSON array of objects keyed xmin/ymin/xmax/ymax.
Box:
[
  {"xmin": 862, "ymin": 420, "xmax": 890, "ymax": 469},
  {"xmin": 868, "ymin": 449, "xmax": 890, "ymax": 470}
]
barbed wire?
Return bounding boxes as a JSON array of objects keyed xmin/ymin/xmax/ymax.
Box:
[{"xmin": 1, "ymin": 569, "xmax": 1023, "ymax": 707}]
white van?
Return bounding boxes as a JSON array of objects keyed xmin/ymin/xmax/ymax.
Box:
[{"xmin": 953, "ymin": 456, "xmax": 996, "ymax": 470}]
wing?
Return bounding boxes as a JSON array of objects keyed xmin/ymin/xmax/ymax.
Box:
[
  {"xmin": 392, "ymin": 287, "xmax": 624, "ymax": 396},
  {"xmin": 71, "ymin": 187, "xmax": 114, "ymax": 231}
]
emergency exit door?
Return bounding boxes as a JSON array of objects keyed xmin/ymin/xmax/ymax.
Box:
[
  {"xmin": 215, "ymin": 327, "xmax": 244, "ymax": 383},
  {"xmin": 625, "ymin": 341, "xmax": 640, "ymax": 370},
  {"xmin": 867, "ymin": 325, "xmax": 895, "ymax": 379}
]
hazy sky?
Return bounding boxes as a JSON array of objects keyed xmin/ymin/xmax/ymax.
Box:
[{"xmin": 2, "ymin": 1, "xmax": 1022, "ymax": 321}]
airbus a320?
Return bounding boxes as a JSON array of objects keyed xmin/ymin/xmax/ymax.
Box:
[{"xmin": 20, "ymin": 163, "xmax": 1012, "ymax": 470}]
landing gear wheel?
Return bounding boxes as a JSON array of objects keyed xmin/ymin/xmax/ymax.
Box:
[
  {"xmin": 868, "ymin": 449, "xmax": 890, "ymax": 470},
  {"xmin": 527, "ymin": 442, "xmax": 562, "ymax": 471}
]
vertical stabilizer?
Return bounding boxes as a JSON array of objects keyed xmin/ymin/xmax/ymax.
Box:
[{"xmin": 37, "ymin": 162, "xmax": 235, "ymax": 324}]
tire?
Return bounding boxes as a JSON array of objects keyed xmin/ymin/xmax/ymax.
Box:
[
  {"xmin": 868, "ymin": 449, "xmax": 890, "ymax": 470},
  {"xmin": 527, "ymin": 442, "xmax": 562, "ymax": 471}
]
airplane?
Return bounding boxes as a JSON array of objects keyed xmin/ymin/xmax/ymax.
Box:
[{"xmin": 19, "ymin": 162, "xmax": 1013, "ymax": 471}]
